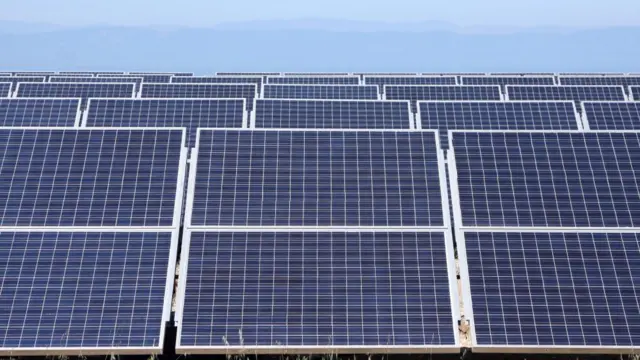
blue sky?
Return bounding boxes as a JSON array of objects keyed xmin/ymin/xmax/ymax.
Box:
[{"xmin": 2, "ymin": 0, "xmax": 640, "ymax": 27}]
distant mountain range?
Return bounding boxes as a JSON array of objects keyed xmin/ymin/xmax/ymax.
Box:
[{"xmin": 0, "ymin": 20, "xmax": 638, "ymax": 72}]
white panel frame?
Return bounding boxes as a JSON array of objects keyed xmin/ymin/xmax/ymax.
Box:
[
  {"xmin": 416, "ymin": 100, "xmax": 581, "ymax": 132},
  {"xmin": 260, "ymin": 84, "xmax": 380, "ymax": 100},
  {"xmin": 250, "ymin": 98, "xmax": 413, "ymax": 129},
  {"xmin": 82, "ymin": 97, "xmax": 247, "ymax": 130},
  {"xmin": 505, "ymin": 84, "xmax": 628, "ymax": 101}
]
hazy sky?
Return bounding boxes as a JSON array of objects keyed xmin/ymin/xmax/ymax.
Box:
[{"xmin": 2, "ymin": 0, "xmax": 639, "ymax": 27}]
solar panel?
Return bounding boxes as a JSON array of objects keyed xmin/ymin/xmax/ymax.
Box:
[
  {"xmin": 0, "ymin": 73, "xmax": 11, "ymax": 77},
  {"xmin": 0, "ymin": 76, "xmax": 46, "ymax": 92},
  {"xmin": 49, "ymin": 76, "xmax": 143, "ymax": 91},
  {"xmin": 364, "ymin": 77, "xmax": 457, "ymax": 93},
  {"xmin": 187, "ymin": 129, "xmax": 446, "ymax": 227},
  {"xmin": 0, "ymin": 230, "xmax": 175, "ymax": 355},
  {"xmin": 57, "ymin": 72, "xmax": 96, "ymax": 76},
  {"xmin": 98, "ymin": 74, "xmax": 172, "ymax": 83},
  {"xmin": 461, "ymin": 76, "xmax": 555, "ymax": 88},
  {"xmin": 449, "ymin": 131, "xmax": 640, "ymax": 228},
  {"xmin": 0, "ymin": 128, "xmax": 185, "ymax": 227},
  {"xmin": 0, "ymin": 98, "xmax": 81, "ymax": 126},
  {"xmin": 262, "ymin": 84, "xmax": 379, "ymax": 100},
  {"xmin": 356, "ymin": 73, "xmax": 419, "ymax": 76},
  {"xmin": 558, "ymin": 76, "xmax": 640, "ymax": 91},
  {"xmin": 176, "ymin": 230, "xmax": 458, "ymax": 353},
  {"xmin": 253, "ymin": 99, "xmax": 412, "ymax": 129},
  {"xmin": 139, "ymin": 84, "xmax": 257, "ymax": 110},
  {"xmin": 421, "ymin": 73, "xmax": 486, "ymax": 76},
  {"xmin": 85, "ymin": 98, "xmax": 246, "ymax": 147},
  {"xmin": 506, "ymin": 85, "xmax": 627, "ymax": 106},
  {"xmin": 581, "ymin": 101, "xmax": 640, "ymax": 130},
  {"xmin": 16, "ymin": 83, "xmax": 135, "ymax": 108},
  {"xmin": 384, "ymin": 85, "xmax": 502, "ymax": 112},
  {"xmin": 489, "ymin": 72, "xmax": 555, "ymax": 76},
  {"xmin": 130, "ymin": 72, "xmax": 194, "ymax": 76},
  {"xmin": 559, "ymin": 72, "xmax": 626, "ymax": 76},
  {"xmin": 462, "ymin": 231, "xmax": 640, "ymax": 352},
  {"xmin": 417, "ymin": 101, "xmax": 580, "ymax": 148},
  {"xmin": 267, "ymin": 76, "xmax": 360, "ymax": 85},
  {"xmin": 0, "ymin": 83, "xmax": 10, "ymax": 97},
  {"xmin": 12, "ymin": 72, "xmax": 55, "ymax": 77},
  {"xmin": 170, "ymin": 76, "xmax": 262, "ymax": 89},
  {"xmin": 629, "ymin": 86, "xmax": 639, "ymax": 101},
  {"xmin": 216, "ymin": 72, "xmax": 281, "ymax": 76}
]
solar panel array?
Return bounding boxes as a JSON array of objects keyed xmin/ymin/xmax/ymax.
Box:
[
  {"xmin": 384, "ymin": 85, "xmax": 502, "ymax": 112},
  {"xmin": 262, "ymin": 84, "xmax": 379, "ymax": 100},
  {"xmin": 140, "ymin": 84, "xmax": 257, "ymax": 110},
  {"xmin": 0, "ymin": 98, "xmax": 81, "ymax": 126},
  {"xmin": 253, "ymin": 99, "xmax": 412, "ymax": 129},
  {"xmin": 267, "ymin": 76, "xmax": 360, "ymax": 85},
  {"xmin": 418, "ymin": 101, "xmax": 580, "ymax": 147},
  {"xmin": 85, "ymin": 98, "xmax": 246, "ymax": 147},
  {"xmin": 3, "ymin": 69, "xmax": 640, "ymax": 356}
]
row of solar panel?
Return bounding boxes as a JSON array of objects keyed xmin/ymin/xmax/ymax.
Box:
[
  {"xmin": 0, "ymin": 127, "xmax": 639, "ymax": 355},
  {"xmin": 2, "ymin": 96, "xmax": 640, "ymax": 147}
]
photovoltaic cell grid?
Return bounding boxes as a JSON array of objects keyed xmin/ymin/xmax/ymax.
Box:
[
  {"xmin": 12, "ymin": 72, "xmax": 55, "ymax": 77},
  {"xmin": 506, "ymin": 85, "xmax": 627, "ymax": 106},
  {"xmin": 284, "ymin": 72, "xmax": 352, "ymax": 76},
  {"xmin": 559, "ymin": 73, "xmax": 626, "ymax": 76},
  {"xmin": 178, "ymin": 231, "xmax": 456, "ymax": 350},
  {"xmin": 464, "ymin": 231, "xmax": 640, "ymax": 349},
  {"xmin": 130, "ymin": 72, "xmax": 193, "ymax": 77},
  {"xmin": 140, "ymin": 84, "xmax": 257, "ymax": 111},
  {"xmin": 170, "ymin": 76, "xmax": 262, "ymax": 88},
  {"xmin": 558, "ymin": 76, "xmax": 640, "ymax": 89},
  {"xmin": 631, "ymin": 86, "xmax": 639, "ymax": 101},
  {"xmin": 0, "ymin": 98, "xmax": 81, "ymax": 127},
  {"xmin": 0, "ymin": 73, "xmax": 11, "ymax": 77},
  {"xmin": 489, "ymin": 72, "xmax": 555, "ymax": 76},
  {"xmin": 216, "ymin": 72, "xmax": 281, "ymax": 76},
  {"xmin": 190, "ymin": 130, "xmax": 445, "ymax": 227},
  {"xmin": 450, "ymin": 131, "xmax": 640, "ymax": 228},
  {"xmin": 0, "ymin": 231, "xmax": 173, "ymax": 352},
  {"xmin": 461, "ymin": 76, "xmax": 555, "ymax": 88},
  {"xmin": 85, "ymin": 98, "xmax": 245, "ymax": 147},
  {"xmin": 262, "ymin": 85, "xmax": 379, "ymax": 100},
  {"xmin": 582, "ymin": 102, "xmax": 640, "ymax": 130},
  {"xmin": 59, "ymin": 72, "xmax": 125, "ymax": 75},
  {"xmin": 0, "ymin": 83, "xmax": 10, "ymax": 97},
  {"xmin": 384, "ymin": 85, "xmax": 502, "ymax": 112},
  {"xmin": 0, "ymin": 76, "xmax": 46, "ymax": 91},
  {"xmin": 98, "ymin": 74, "xmax": 172, "ymax": 83},
  {"xmin": 49, "ymin": 76, "xmax": 143, "ymax": 91},
  {"xmin": 418, "ymin": 101, "xmax": 579, "ymax": 148},
  {"xmin": 253, "ymin": 99, "xmax": 411, "ymax": 129},
  {"xmin": 267, "ymin": 76, "xmax": 360, "ymax": 85},
  {"xmin": 364, "ymin": 77, "xmax": 457, "ymax": 93},
  {"xmin": 0, "ymin": 128, "xmax": 184, "ymax": 227},
  {"xmin": 15, "ymin": 83, "xmax": 135, "ymax": 108}
]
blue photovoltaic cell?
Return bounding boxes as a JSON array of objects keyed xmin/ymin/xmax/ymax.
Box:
[
  {"xmin": 461, "ymin": 76, "xmax": 555, "ymax": 89},
  {"xmin": 191, "ymin": 130, "xmax": 444, "ymax": 227},
  {"xmin": 0, "ymin": 128, "xmax": 183, "ymax": 227},
  {"xmin": 0, "ymin": 231, "xmax": 173, "ymax": 351},
  {"xmin": 170, "ymin": 76, "xmax": 262, "ymax": 88},
  {"xmin": 0, "ymin": 98, "xmax": 80, "ymax": 126},
  {"xmin": 16, "ymin": 83, "xmax": 135, "ymax": 108},
  {"xmin": 98, "ymin": 74, "xmax": 172, "ymax": 83},
  {"xmin": 385, "ymin": 85, "xmax": 502, "ymax": 112},
  {"xmin": 59, "ymin": 71, "xmax": 125, "ymax": 76},
  {"xmin": 253, "ymin": 99, "xmax": 411, "ymax": 129},
  {"xmin": 489, "ymin": 72, "xmax": 555, "ymax": 76},
  {"xmin": 267, "ymin": 76, "xmax": 360, "ymax": 85},
  {"xmin": 582, "ymin": 102, "xmax": 640, "ymax": 130},
  {"xmin": 631, "ymin": 86, "xmax": 639, "ymax": 101},
  {"xmin": 451, "ymin": 131, "xmax": 640, "ymax": 228},
  {"xmin": 131, "ymin": 72, "xmax": 193, "ymax": 77},
  {"xmin": 262, "ymin": 85, "xmax": 379, "ymax": 100},
  {"xmin": 0, "ymin": 76, "xmax": 46, "ymax": 91},
  {"xmin": 559, "ymin": 73, "xmax": 626, "ymax": 76},
  {"xmin": 364, "ymin": 77, "xmax": 457, "ymax": 92},
  {"xmin": 140, "ymin": 84, "xmax": 256, "ymax": 110},
  {"xmin": 0, "ymin": 83, "xmax": 10, "ymax": 97},
  {"xmin": 418, "ymin": 101, "xmax": 578, "ymax": 148},
  {"xmin": 465, "ymin": 231, "xmax": 640, "ymax": 348},
  {"xmin": 49, "ymin": 76, "xmax": 143, "ymax": 90},
  {"xmin": 506, "ymin": 85, "xmax": 626, "ymax": 106},
  {"xmin": 216, "ymin": 72, "xmax": 281, "ymax": 76},
  {"xmin": 85, "ymin": 98, "xmax": 244, "ymax": 148},
  {"xmin": 558, "ymin": 76, "xmax": 640, "ymax": 89},
  {"xmin": 284, "ymin": 72, "xmax": 352, "ymax": 76},
  {"xmin": 179, "ymin": 231, "xmax": 455, "ymax": 349}
]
